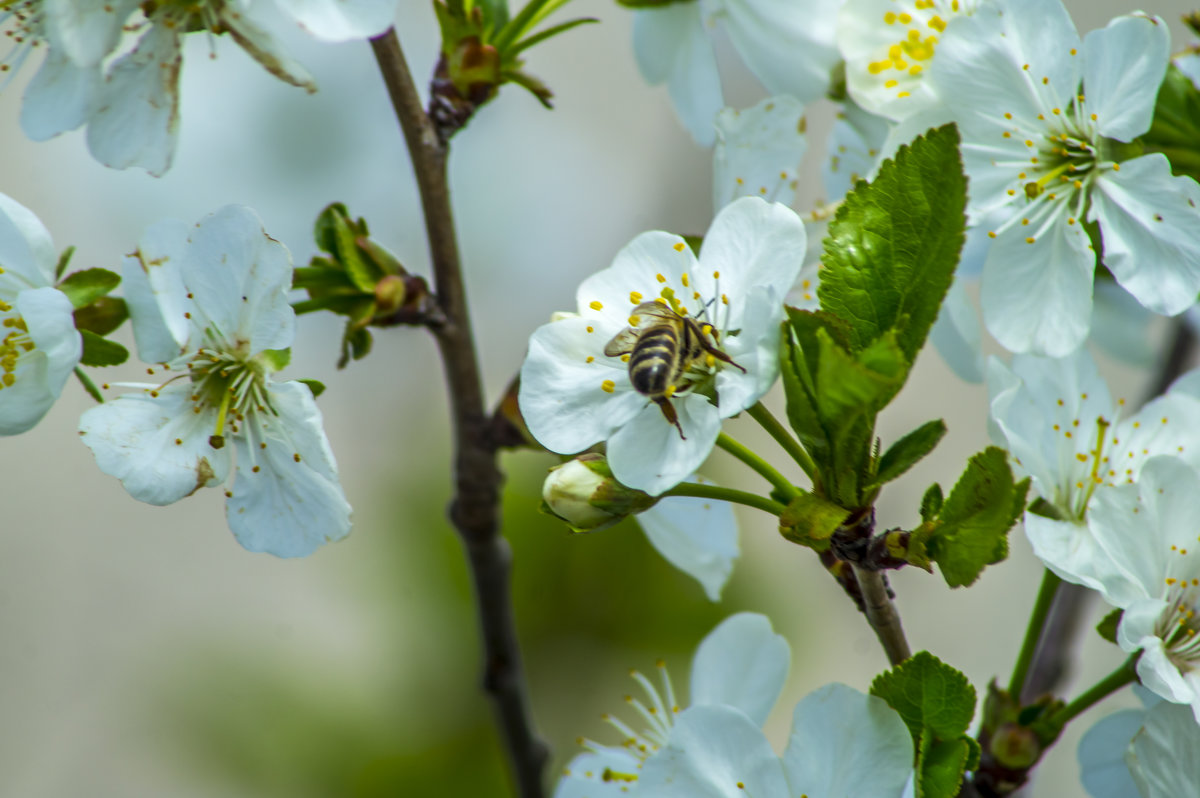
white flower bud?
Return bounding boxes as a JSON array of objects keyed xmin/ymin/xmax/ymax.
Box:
[{"xmin": 542, "ymin": 454, "xmax": 655, "ymax": 533}]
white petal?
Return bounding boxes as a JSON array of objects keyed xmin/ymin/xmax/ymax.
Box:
[
  {"xmin": 1131, "ymin": 635, "xmax": 1196, "ymax": 708},
  {"xmin": 19, "ymin": 46, "xmax": 98, "ymax": 140},
  {"xmin": 980, "ymin": 214, "xmax": 1093, "ymax": 356},
  {"xmin": 782, "ymin": 683, "xmax": 913, "ymax": 798},
  {"xmin": 822, "ymin": 97, "xmax": 891, "ymax": 202},
  {"xmin": 713, "ymin": 96, "xmax": 808, "ymax": 212},
  {"xmin": 720, "ymin": 0, "xmax": 841, "ymax": 105},
  {"xmin": 1128, "ymin": 700, "xmax": 1200, "ymax": 796},
  {"xmin": 637, "ymin": 705, "xmax": 789, "ymax": 797},
  {"xmin": 1089, "ymin": 280, "xmax": 1155, "ymax": 367},
  {"xmin": 519, "ymin": 316, "xmax": 646, "ymax": 454},
  {"xmin": 577, "ymin": 230, "xmax": 700, "ymax": 321},
  {"xmin": 1024, "ymin": 514, "xmax": 1130, "ymax": 599},
  {"xmin": 1107, "ymin": 391, "xmax": 1200, "ymax": 484},
  {"xmin": 78, "ymin": 386, "xmax": 231, "ymax": 505},
  {"xmin": 554, "ymin": 750, "xmax": 643, "ymax": 798},
  {"xmin": 1178, "ymin": 54, "xmax": 1200, "ymax": 91},
  {"xmin": 929, "ymin": 278, "xmax": 984, "ymax": 383},
  {"xmin": 44, "ymin": 0, "xmax": 139, "ymax": 66},
  {"xmin": 277, "ymin": 0, "xmax": 398, "ymax": 41},
  {"xmin": 1077, "ymin": 709, "xmax": 1143, "ymax": 798},
  {"xmin": 694, "ymin": 196, "xmax": 806, "ymax": 309},
  {"xmin": 1092, "ymin": 155, "xmax": 1200, "ymax": 317},
  {"xmin": 0, "ymin": 287, "xmax": 79, "ymax": 435},
  {"xmin": 689, "ymin": 612, "xmax": 788, "ymax": 725},
  {"xmin": 607, "ymin": 393, "xmax": 721, "ymax": 496},
  {"xmin": 638, "ymin": 476, "xmax": 739, "ymax": 601},
  {"xmin": 122, "ymin": 218, "xmax": 192, "ymax": 364},
  {"xmin": 226, "ymin": 381, "xmax": 352, "ymax": 557},
  {"xmin": 183, "ymin": 205, "xmax": 296, "ymax": 355},
  {"xmin": 0, "ymin": 192, "xmax": 58, "ymax": 290},
  {"xmin": 222, "ymin": 6, "xmax": 317, "ymax": 92},
  {"xmin": 716, "ymin": 286, "xmax": 783, "ymax": 415},
  {"xmin": 633, "ymin": 5, "xmax": 722, "ymax": 147},
  {"xmin": 86, "ymin": 23, "xmax": 181, "ymax": 176},
  {"xmin": 1083, "ymin": 14, "xmax": 1168, "ymax": 142}
]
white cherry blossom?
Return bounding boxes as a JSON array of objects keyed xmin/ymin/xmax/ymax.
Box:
[
  {"xmin": 637, "ymin": 475, "xmax": 739, "ymax": 601},
  {"xmin": 0, "ymin": 192, "xmax": 80, "ymax": 435},
  {"xmin": 78, "ymin": 205, "xmax": 351, "ymax": 558},
  {"xmin": 555, "ymin": 612, "xmax": 789, "ymax": 797},
  {"xmin": 632, "ymin": 0, "xmax": 842, "ymax": 146},
  {"xmin": 518, "ymin": 197, "xmax": 806, "ymax": 496},
  {"xmin": 637, "ymin": 682, "xmax": 913, "ymax": 798},
  {"xmin": 713, "ymin": 96, "xmax": 807, "ymax": 212},
  {"xmin": 923, "ymin": 1, "xmax": 1200, "ymax": 356},
  {"xmin": 987, "ymin": 348, "xmax": 1200, "ymax": 593}
]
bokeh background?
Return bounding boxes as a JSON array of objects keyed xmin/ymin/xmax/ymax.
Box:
[{"xmin": 0, "ymin": 1, "xmax": 1194, "ymax": 795}]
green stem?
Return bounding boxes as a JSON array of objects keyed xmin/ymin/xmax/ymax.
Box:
[
  {"xmin": 664, "ymin": 483, "xmax": 787, "ymax": 517},
  {"xmin": 716, "ymin": 432, "xmax": 799, "ymax": 501},
  {"xmin": 1008, "ymin": 569, "xmax": 1062, "ymax": 699},
  {"xmin": 746, "ymin": 402, "xmax": 817, "ymax": 484},
  {"xmin": 1048, "ymin": 655, "xmax": 1139, "ymax": 727},
  {"xmin": 74, "ymin": 367, "xmax": 103, "ymax": 404}
]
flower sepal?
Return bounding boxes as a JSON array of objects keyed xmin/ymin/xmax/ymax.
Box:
[{"xmin": 541, "ymin": 453, "xmax": 657, "ymax": 533}]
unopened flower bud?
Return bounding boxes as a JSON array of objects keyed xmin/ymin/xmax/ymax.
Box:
[
  {"xmin": 989, "ymin": 722, "xmax": 1041, "ymax": 770},
  {"xmin": 542, "ymin": 454, "xmax": 656, "ymax": 533},
  {"xmin": 374, "ymin": 274, "xmax": 407, "ymax": 315}
]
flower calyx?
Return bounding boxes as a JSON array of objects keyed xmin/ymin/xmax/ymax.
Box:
[
  {"xmin": 970, "ymin": 681, "xmax": 1068, "ymax": 797},
  {"xmin": 429, "ymin": 0, "xmax": 597, "ymax": 143},
  {"xmin": 541, "ymin": 453, "xmax": 657, "ymax": 533},
  {"xmin": 292, "ymin": 203, "xmax": 438, "ymax": 369},
  {"xmin": 52, "ymin": 249, "xmax": 130, "ymax": 368}
]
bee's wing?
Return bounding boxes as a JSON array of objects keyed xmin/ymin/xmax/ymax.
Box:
[
  {"xmin": 629, "ymin": 301, "xmax": 680, "ymax": 324},
  {"xmin": 603, "ymin": 327, "xmax": 639, "ymax": 357}
]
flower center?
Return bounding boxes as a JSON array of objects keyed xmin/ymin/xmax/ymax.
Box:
[
  {"xmin": 0, "ymin": 0, "xmax": 45, "ymax": 80},
  {"xmin": 863, "ymin": 1, "xmax": 975, "ymax": 102},
  {"xmin": 142, "ymin": 0, "xmax": 226, "ymax": 33},
  {"xmin": 578, "ymin": 659, "xmax": 681, "ymax": 775},
  {"xmin": 0, "ymin": 311, "xmax": 34, "ymax": 390},
  {"xmin": 1159, "ymin": 550, "xmax": 1200, "ymax": 671},
  {"xmin": 183, "ymin": 347, "xmax": 273, "ymax": 449}
]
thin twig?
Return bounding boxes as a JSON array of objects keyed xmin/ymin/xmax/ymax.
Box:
[
  {"xmin": 1022, "ymin": 319, "xmax": 1195, "ymax": 701},
  {"xmin": 370, "ymin": 29, "xmax": 548, "ymax": 798},
  {"xmin": 852, "ymin": 564, "xmax": 912, "ymax": 665}
]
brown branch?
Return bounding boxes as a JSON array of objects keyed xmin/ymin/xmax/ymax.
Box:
[
  {"xmin": 370, "ymin": 29, "xmax": 549, "ymax": 798},
  {"xmin": 852, "ymin": 564, "xmax": 912, "ymax": 666}
]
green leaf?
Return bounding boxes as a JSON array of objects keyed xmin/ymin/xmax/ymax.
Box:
[
  {"xmin": 332, "ymin": 212, "xmax": 382, "ymax": 292},
  {"xmin": 819, "ymin": 124, "xmax": 967, "ymax": 363},
  {"xmin": 511, "ymin": 16, "xmax": 598, "ymax": 55},
  {"xmin": 871, "ymin": 651, "xmax": 977, "ymax": 741},
  {"xmin": 778, "ymin": 491, "xmax": 850, "ymax": 550},
  {"xmin": 261, "ymin": 348, "xmax": 291, "ymax": 371},
  {"xmin": 312, "ymin": 203, "xmax": 350, "ymax": 255},
  {"xmin": 1142, "ymin": 64, "xmax": 1200, "ymax": 184},
  {"xmin": 58, "ymin": 268, "xmax": 121, "ymax": 309},
  {"xmin": 73, "ymin": 296, "xmax": 128, "ymax": 336},
  {"xmin": 78, "ymin": 330, "xmax": 129, "ymax": 367},
  {"xmin": 873, "ymin": 419, "xmax": 947, "ymax": 487},
  {"xmin": 1096, "ymin": 608, "xmax": 1123, "ymax": 644},
  {"xmin": 926, "ymin": 447, "xmax": 1025, "ymax": 588},
  {"xmin": 54, "ymin": 245, "xmax": 75, "ymax": 280},
  {"xmin": 920, "ymin": 483, "xmax": 943, "ymax": 523},
  {"xmin": 297, "ymin": 379, "xmax": 326, "ymax": 399},
  {"xmin": 918, "ymin": 735, "xmax": 973, "ymax": 798}
]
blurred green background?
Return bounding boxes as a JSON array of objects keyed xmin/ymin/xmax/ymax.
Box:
[{"xmin": 0, "ymin": 1, "xmax": 1194, "ymax": 795}]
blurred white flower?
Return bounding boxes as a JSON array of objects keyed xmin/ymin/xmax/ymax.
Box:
[
  {"xmin": 637, "ymin": 682, "xmax": 913, "ymax": 798},
  {"xmin": 555, "ymin": 612, "xmax": 789, "ymax": 797},
  {"xmin": 925, "ymin": 1, "xmax": 1199, "ymax": 356},
  {"xmin": 78, "ymin": 205, "xmax": 351, "ymax": 558},
  {"xmin": 518, "ymin": 197, "xmax": 805, "ymax": 496},
  {"xmin": 712, "ymin": 95, "xmax": 808, "ymax": 212},
  {"xmin": 0, "ymin": 192, "xmax": 80, "ymax": 435},
  {"xmin": 988, "ymin": 349, "xmax": 1200, "ymax": 592},
  {"xmin": 637, "ymin": 474, "xmax": 739, "ymax": 601},
  {"xmin": 632, "ymin": 0, "xmax": 842, "ymax": 146}
]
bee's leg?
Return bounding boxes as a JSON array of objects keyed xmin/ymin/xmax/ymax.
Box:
[
  {"xmin": 654, "ymin": 397, "xmax": 686, "ymax": 440},
  {"xmin": 705, "ymin": 345, "xmax": 747, "ymax": 374}
]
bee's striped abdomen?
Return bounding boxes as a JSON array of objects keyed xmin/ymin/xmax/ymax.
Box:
[{"xmin": 629, "ymin": 325, "xmax": 680, "ymax": 396}]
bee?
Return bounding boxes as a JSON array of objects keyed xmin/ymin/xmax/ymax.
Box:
[{"xmin": 603, "ymin": 300, "xmax": 744, "ymax": 439}]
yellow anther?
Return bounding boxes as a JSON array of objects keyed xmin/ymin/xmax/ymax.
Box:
[
  {"xmin": 673, "ymin": 242, "xmax": 685, "ymax": 252},
  {"xmin": 590, "ymin": 300, "xmax": 603, "ymax": 310},
  {"xmin": 681, "ymin": 273, "xmax": 689, "ymax": 287},
  {"xmin": 601, "ymin": 380, "xmax": 615, "ymax": 393},
  {"xmin": 629, "ymin": 291, "xmax": 642, "ymax": 304},
  {"xmin": 656, "ymin": 273, "xmax": 666, "ymax": 283}
]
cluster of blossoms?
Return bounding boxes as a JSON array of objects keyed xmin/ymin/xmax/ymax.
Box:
[{"xmin": 1, "ymin": 0, "xmax": 399, "ymax": 174}]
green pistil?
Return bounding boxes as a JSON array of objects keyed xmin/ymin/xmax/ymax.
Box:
[{"xmin": 187, "ymin": 348, "xmax": 273, "ymax": 448}]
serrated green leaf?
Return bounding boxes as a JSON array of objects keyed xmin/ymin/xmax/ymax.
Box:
[
  {"xmin": 297, "ymin": 379, "xmax": 326, "ymax": 399},
  {"xmin": 874, "ymin": 419, "xmax": 947, "ymax": 487},
  {"xmin": 871, "ymin": 650, "xmax": 977, "ymax": 741},
  {"xmin": 778, "ymin": 491, "xmax": 850, "ymax": 550},
  {"xmin": 918, "ymin": 736, "xmax": 972, "ymax": 798},
  {"xmin": 73, "ymin": 296, "xmax": 128, "ymax": 336},
  {"xmin": 58, "ymin": 268, "xmax": 121, "ymax": 309},
  {"xmin": 920, "ymin": 483, "xmax": 943, "ymax": 523},
  {"xmin": 927, "ymin": 447, "xmax": 1022, "ymax": 587},
  {"xmin": 819, "ymin": 124, "xmax": 966, "ymax": 363},
  {"xmin": 78, "ymin": 330, "xmax": 128, "ymax": 367},
  {"xmin": 1096, "ymin": 608, "xmax": 1123, "ymax": 644}
]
